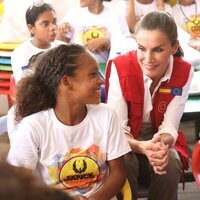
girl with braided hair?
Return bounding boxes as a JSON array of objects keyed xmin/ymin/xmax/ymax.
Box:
[{"xmin": 8, "ymin": 44, "xmax": 131, "ymax": 200}]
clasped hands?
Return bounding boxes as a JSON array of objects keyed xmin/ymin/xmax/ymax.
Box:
[{"xmin": 143, "ymin": 134, "xmax": 169, "ymax": 175}]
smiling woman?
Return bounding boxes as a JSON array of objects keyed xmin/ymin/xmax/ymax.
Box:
[{"xmin": 105, "ymin": 11, "xmax": 194, "ymax": 200}]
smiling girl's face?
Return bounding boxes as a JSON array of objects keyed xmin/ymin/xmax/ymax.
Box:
[{"xmin": 69, "ymin": 51, "xmax": 104, "ymax": 105}]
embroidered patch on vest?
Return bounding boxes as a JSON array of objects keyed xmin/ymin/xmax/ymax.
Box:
[
  {"xmin": 158, "ymin": 101, "xmax": 167, "ymax": 113},
  {"xmin": 159, "ymin": 87, "xmax": 182, "ymax": 96}
]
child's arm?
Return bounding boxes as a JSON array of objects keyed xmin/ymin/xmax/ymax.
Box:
[
  {"xmin": 88, "ymin": 156, "xmax": 126, "ymax": 200},
  {"xmin": 126, "ymin": 0, "xmax": 136, "ymax": 33},
  {"xmin": 84, "ymin": 38, "xmax": 110, "ymax": 52}
]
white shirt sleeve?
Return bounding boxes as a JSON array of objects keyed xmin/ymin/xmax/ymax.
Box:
[
  {"xmin": 109, "ymin": 7, "xmax": 130, "ymax": 36},
  {"xmin": 155, "ymin": 66, "xmax": 194, "ymax": 145},
  {"xmin": 7, "ymin": 119, "xmax": 39, "ymax": 170},
  {"xmin": 11, "ymin": 47, "xmax": 28, "ymax": 83},
  {"xmin": 107, "ymin": 63, "xmax": 131, "ymax": 134},
  {"xmin": 7, "ymin": 106, "xmax": 19, "ymax": 144},
  {"xmin": 107, "ymin": 107, "xmax": 131, "ymax": 161}
]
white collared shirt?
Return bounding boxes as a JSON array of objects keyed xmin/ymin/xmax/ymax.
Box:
[{"xmin": 107, "ymin": 55, "xmax": 194, "ymax": 144}]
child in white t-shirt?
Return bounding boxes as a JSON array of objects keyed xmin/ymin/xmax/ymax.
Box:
[
  {"xmin": 172, "ymin": 0, "xmax": 200, "ymax": 51},
  {"xmin": 8, "ymin": 2, "xmax": 64, "ymax": 142},
  {"xmin": 116, "ymin": 0, "xmax": 173, "ymax": 33},
  {"xmin": 7, "ymin": 44, "xmax": 131, "ymax": 200},
  {"xmin": 57, "ymin": 0, "xmax": 130, "ymax": 64},
  {"xmin": 11, "ymin": 1, "xmax": 63, "ymax": 83}
]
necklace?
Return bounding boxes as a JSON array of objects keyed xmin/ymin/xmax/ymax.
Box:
[{"xmin": 179, "ymin": 1, "xmax": 200, "ymax": 25}]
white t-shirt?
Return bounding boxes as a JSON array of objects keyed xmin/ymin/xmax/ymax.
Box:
[
  {"xmin": 173, "ymin": 1, "xmax": 200, "ymax": 47},
  {"xmin": 7, "ymin": 104, "xmax": 131, "ymax": 198},
  {"xmin": 60, "ymin": 5, "xmax": 130, "ymax": 64},
  {"xmin": 11, "ymin": 38, "xmax": 64, "ymax": 83}
]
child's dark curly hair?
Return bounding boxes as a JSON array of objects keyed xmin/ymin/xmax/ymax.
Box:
[{"xmin": 15, "ymin": 44, "xmax": 86, "ymax": 122}]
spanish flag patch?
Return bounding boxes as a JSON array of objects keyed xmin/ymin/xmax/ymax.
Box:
[{"xmin": 159, "ymin": 87, "xmax": 182, "ymax": 96}]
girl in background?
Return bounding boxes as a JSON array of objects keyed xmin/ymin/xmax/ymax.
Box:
[
  {"xmin": 8, "ymin": 1, "xmax": 64, "ymax": 142},
  {"xmin": 116, "ymin": 0, "xmax": 172, "ymax": 33},
  {"xmin": 11, "ymin": 1, "xmax": 63, "ymax": 83},
  {"xmin": 172, "ymin": 0, "xmax": 200, "ymax": 51},
  {"xmin": 57, "ymin": 0, "xmax": 129, "ymax": 64}
]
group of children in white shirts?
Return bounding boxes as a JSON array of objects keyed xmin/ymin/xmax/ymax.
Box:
[{"xmin": 5, "ymin": 0, "xmax": 200, "ymax": 200}]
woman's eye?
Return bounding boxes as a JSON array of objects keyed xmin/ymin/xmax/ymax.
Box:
[
  {"xmin": 155, "ymin": 48, "xmax": 164, "ymax": 53},
  {"xmin": 138, "ymin": 46, "xmax": 145, "ymax": 51}
]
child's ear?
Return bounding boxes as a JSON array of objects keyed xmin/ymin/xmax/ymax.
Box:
[
  {"xmin": 60, "ymin": 75, "xmax": 72, "ymax": 89},
  {"xmin": 173, "ymin": 40, "xmax": 179, "ymax": 55},
  {"xmin": 27, "ymin": 24, "xmax": 34, "ymax": 35}
]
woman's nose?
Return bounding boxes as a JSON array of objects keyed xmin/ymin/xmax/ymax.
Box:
[{"xmin": 145, "ymin": 51, "xmax": 154, "ymax": 63}]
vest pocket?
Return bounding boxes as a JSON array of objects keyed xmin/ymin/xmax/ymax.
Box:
[{"xmin": 124, "ymin": 94, "xmax": 143, "ymax": 117}]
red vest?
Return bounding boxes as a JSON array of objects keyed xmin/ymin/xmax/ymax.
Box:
[{"xmin": 105, "ymin": 51, "xmax": 191, "ymax": 170}]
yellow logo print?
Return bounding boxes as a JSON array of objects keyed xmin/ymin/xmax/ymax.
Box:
[{"xmin": 59, "ymin": 156, "xmax": 100, "ymax": 189}]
